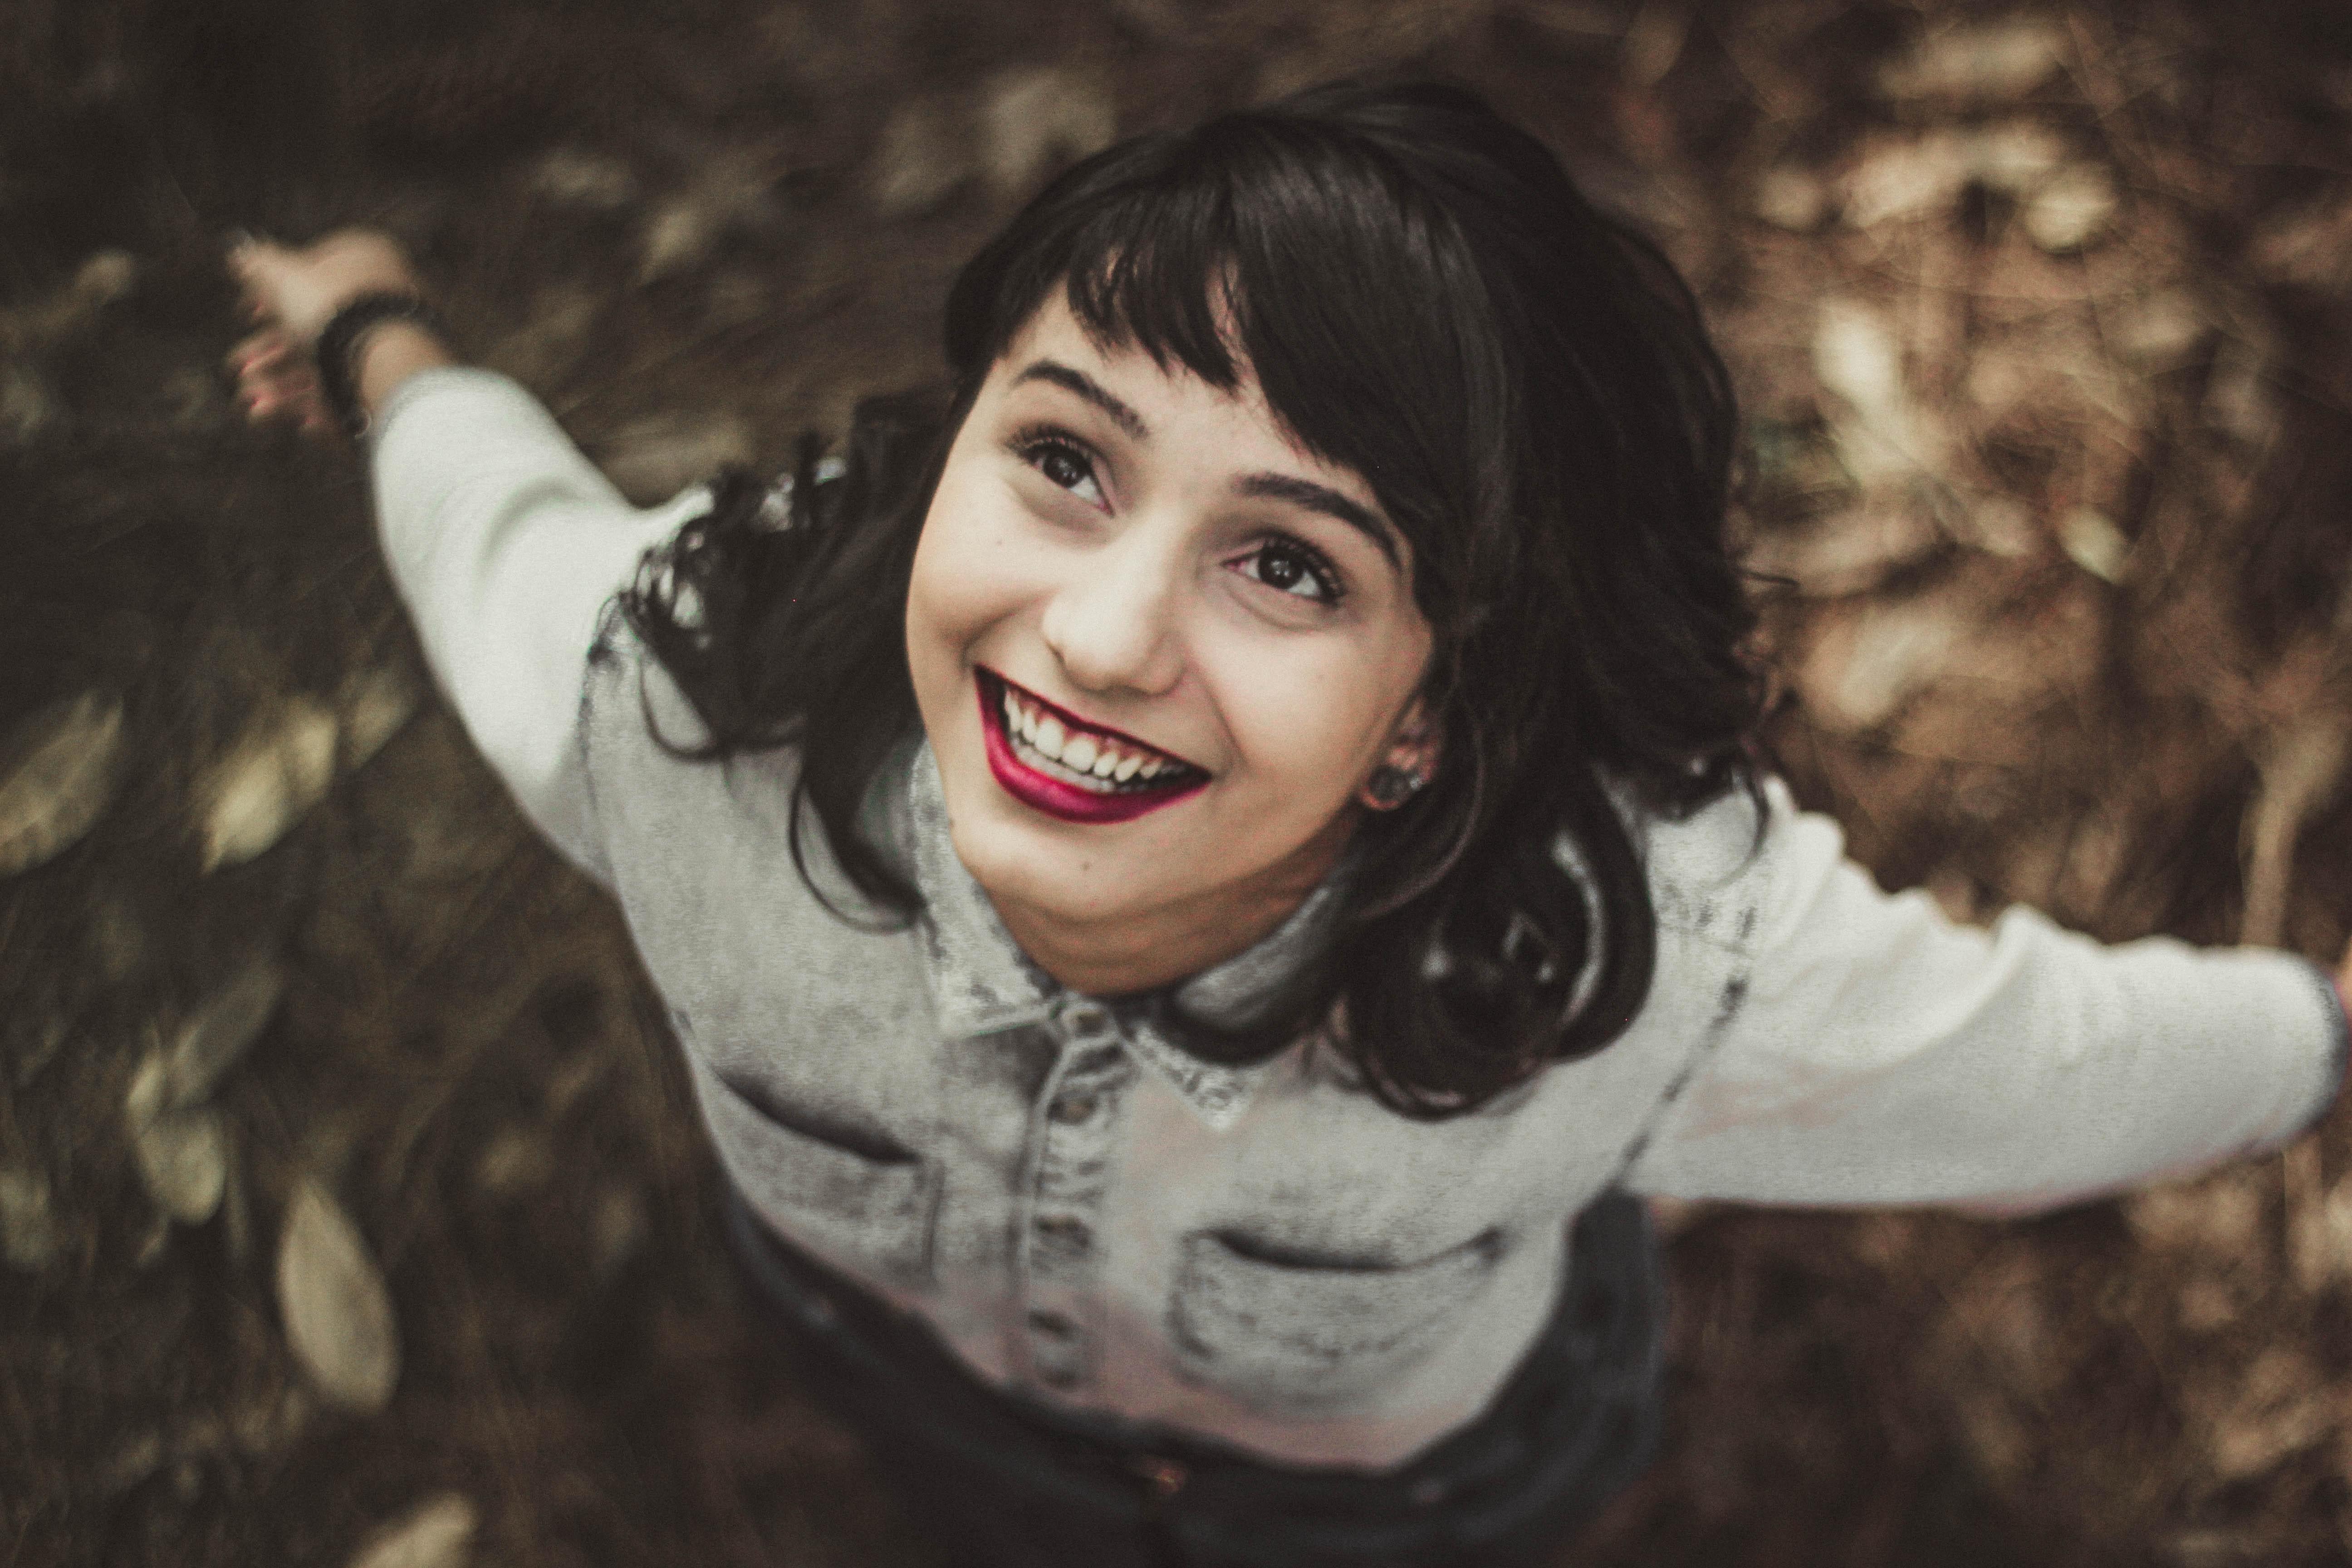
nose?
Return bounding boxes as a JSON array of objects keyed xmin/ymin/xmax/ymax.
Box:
[{"xmin": 1039, "ymin": 524, "xmax": 1186, "ymax": 697}]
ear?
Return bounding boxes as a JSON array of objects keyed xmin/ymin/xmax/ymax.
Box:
[{"xmin": 1357, "ymin": 700, "xmax": 1441, "ymax": 811}]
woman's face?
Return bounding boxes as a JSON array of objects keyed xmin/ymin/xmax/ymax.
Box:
[{"xmin": 905, "ymin": 295, "xmax": 1436, "ymax": 960}]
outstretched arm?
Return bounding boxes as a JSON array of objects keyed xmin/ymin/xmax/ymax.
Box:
[
  {"xmin": 1626, "ymin": 785, "xmax": 2349, "ymax": 1211},
  {"xmin": 228, "ymin": 231, "xmax": 699, "ymax": 880}
]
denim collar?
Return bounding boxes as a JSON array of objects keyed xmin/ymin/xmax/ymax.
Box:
[{"xmin": 900, "ymin": 739, "xmax": 1348, "ymax": 1130}]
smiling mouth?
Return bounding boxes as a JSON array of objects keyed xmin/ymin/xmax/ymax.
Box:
[{"xmin": 975, "ymin": 669, "xmax": 1209, "ymax": 824}]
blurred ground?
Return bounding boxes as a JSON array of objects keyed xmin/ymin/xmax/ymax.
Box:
[{"xmin": 5, "ymin": 0, "xmax": 2352, "ymax": 1563}]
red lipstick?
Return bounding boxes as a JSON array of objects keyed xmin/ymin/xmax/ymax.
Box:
[{"xmin": 975, "ymin": 671, "xmax": 1207, "ymax": 826}]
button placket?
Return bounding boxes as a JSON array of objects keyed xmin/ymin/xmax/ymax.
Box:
[{"xmin": 1014, "ymin": 1000, "xmax": 1136, "ymax": 1392}]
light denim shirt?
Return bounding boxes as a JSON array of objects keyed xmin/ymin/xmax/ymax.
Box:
[{"xmin": 372, "ymin": 368, "xmax": 2348, "ymax": 1470}]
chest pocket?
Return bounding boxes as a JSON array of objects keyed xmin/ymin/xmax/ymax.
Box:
[
  {"xmin": 1167, "ymin": 1229, "xmax": 1504, "ymax": 1416},
  {"xmin": 692, "ymin": 1056, "xmax": 941, "ymax": 1288}
]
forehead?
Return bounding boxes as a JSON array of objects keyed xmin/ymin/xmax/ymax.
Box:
[{"xmin": 993, "ymin": 295, "xmax": 1365, "ymax": 489}]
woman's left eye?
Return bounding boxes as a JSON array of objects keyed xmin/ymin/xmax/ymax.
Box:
[{"xmin": 1229, "ymin": 538, "xmax": 1343, "ymax": 605}]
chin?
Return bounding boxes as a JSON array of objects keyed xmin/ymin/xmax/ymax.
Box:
[{"xmin": 947, "ymin": 802, "xmax": 1188, "ymax": 924}]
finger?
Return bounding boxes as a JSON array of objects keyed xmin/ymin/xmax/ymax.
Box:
[
  {"xmin": 225, "ymin": 329, "xmax": 293, "ymax": 372},
  {"xmin": 245, "ymin": 337, "xmax": 298, "ymax": 374},
  {"xmin": 237, "ymin": 353, "xmax": 311, "ymax": 410}
]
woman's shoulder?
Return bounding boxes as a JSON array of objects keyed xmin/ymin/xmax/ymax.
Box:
[
  {"xmin": 579, "ymin": 599, "xmax": 810, "ymax": 810},
  {"xmin": 1630, "ymin": 774, "xmax": 1816, "ymax": 953},
  {"xmin": 585, "ymin": 597, "xmax": 715, "ymax": 748}
]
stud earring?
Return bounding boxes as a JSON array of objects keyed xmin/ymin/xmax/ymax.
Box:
[{"xmin": 1362, "ymin": 764, "xmax": 1428, "ymax": 810}]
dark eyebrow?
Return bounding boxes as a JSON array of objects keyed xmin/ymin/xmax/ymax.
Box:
[
  {"xmin": 1013, "ymin": 358, "xmax": 1401, "ymax": 570},
  {"xmin": 1011, "ymin": 360, "xmax": 1150, "ymax": 442},
  {"xmin": 1236, "ymin": 473, "xmax": 1402, "ymax": 570}
]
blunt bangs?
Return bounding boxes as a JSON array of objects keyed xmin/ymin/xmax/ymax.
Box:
[{"xmin": 943, "ymin": 109, "xmax": 1509, "ymax": 639}]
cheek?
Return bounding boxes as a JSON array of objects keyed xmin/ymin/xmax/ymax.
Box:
[
  {"xmin": 1196, "ymin": 640, "xmax": 1409, "ymax": 801},
  {"xmin": 906, "ymin": 478, "xmax": 1023, "ymax": 675}
]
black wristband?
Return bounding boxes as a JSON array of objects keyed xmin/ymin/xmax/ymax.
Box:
[{"xmin": 314, "ymin": 292, "xmax": 449, "ymax": 443}]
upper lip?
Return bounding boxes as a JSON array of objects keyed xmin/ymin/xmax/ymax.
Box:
[{"xmin": 980, "ymin": 668, "xmax": 1208, "ymax": 776}]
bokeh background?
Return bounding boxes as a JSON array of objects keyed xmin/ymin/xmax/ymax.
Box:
[{"xmin": 6, "ymin": 0, "xmax": 2352, "ymax": 1563}]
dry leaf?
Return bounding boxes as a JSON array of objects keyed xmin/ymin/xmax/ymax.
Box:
[
  {"xmin": 125, "ymin": 1056, "xmax": 229, "ymax": 1225},
  {"xmin": 979, "ymin": 68, "xmax": 1117, "ymax": 199},
  {"xmin": 0, "ymin": 691, "xmax": 126, "ymax": 877},
  {"xmin": 2176, "ymin": 1277, "xmax": 2241, "ymax": 1332},
  {"xmin": 0, "ymin": 361, "xmax": 57, "ymax": 444},
  {"xmin": 348, "ymin": 1494, "xmax": 477, "ymax": 1568},
  {"xmin": 2055, "ymin": 508, "xmax": 2130, "ymax": 583},
  {"xmin": 1745, "ymin": 505, "xmax": 1943, "ymax": 597},
  {"xmin": 2110, "ymin": 290, "xmax": 2207, "ymax": 366},
  {"xmin": 1841, "ymin": 133, "xmax": 1976, "ymax": 230},
  {"xmin": 635, "ymin": 148, "xmax": 783, "ymax": 284},
  {"xmin": 1876, "ymin": 18, "xmax": 2068, "ymax": 103},
  {"xmin": 1754, "ymin": 165, "xmax": 1828, "ymax": 231},
  {"xmin": 599, "ymin": 412, "xmax": 753, "ymax": 506},
  {"xmin": 0, "ymin": 1166, "xmax": 58, "ymax": 1270},
  {"xmin": 2023, "ymin": 164, "xmax": 2118, "ymax": 252},
  {"xmin": 1841, "ymin": 124, "xmax": 2065, "ymax": 230},
  {"xmin": 2251, "ymin": 193, "xmax": 2352, "ymax": 293},
  {"xmin": 871, "ymin": 98, "xmax": 974, "ymax": 218},
  {"xmin": 0, "ymin": 249, "xmax": 137, "ymax": 353},
  {"xmin": 1951, "ymin": 495, "xmax": 2036, "ymax": 558},
  {"xmin": 2292, "ymin": 1176, "xmax": 2352, "ymax": 1294},
  {"xmin": 2126, "ymin": 1173, "xmax": 2265, "ymax": 1256},
  {"xmin": 339, "ymin": 667, "xmax": 420, "ymax": 772},
  {"xmin": 2198, "ymin": 1349, "xmax": 2339, "ymax": 1481},
  {"xmin": 2240, "ymin": 716, "xmax": 2351, "ymax": 946},
  {"xmin": 532, "ymin": 147, "xmax": 636, "ymax": 211},
  {"xmin": 229, "ymin": 1383, "xmax": 311, "ymax": 1457},
  {"xmin": 1813, "ymin": 299, "xmax": 1936, "ymax": 485},
  {"xmin": 166, "ymin": 959, "xmax": 285, "ymax": 1108},
  {"xmin": 1805, "ymin": 595, "xmax": 1967, "ymax": 732},
  {"xmin": 277, "ymin": 1178, "xmax": 400, "ymax": 1412},
  {"xmin": 199, "ymin": 698, "xmax": 338, "ymax": 871},
  {"xmin": 2203, "ymin": 341, "xmax": 2279, "ymax": 450},
  {"xmin": 2282, "ymin": 1142, "xmax": 2352, "ymax": 1295}
]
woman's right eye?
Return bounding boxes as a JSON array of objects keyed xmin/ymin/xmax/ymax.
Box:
[{"xmin": 1012, "ymin": 428, "xmax": 1107, "ymax": 509}]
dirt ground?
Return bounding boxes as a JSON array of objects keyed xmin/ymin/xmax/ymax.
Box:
[{"xmin": 5, "ymin": 0, "xmax": 2352, "ymax": 1563}]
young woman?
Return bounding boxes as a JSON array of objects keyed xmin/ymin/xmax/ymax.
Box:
[{"xmin": 228, "ymin": 81, "xmax": 2348, "ymax": 1568}]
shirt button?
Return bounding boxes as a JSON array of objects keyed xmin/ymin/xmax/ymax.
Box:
[
  {"xmin": 1060, "ymin": 1001, "xmax": 1113, "ymax": 1038},
  {"xmin": 1034, "ymin": 1214, "xmax": 1093, "ymax": 1250},
  {"xmin": 1048, "ymin": 1093, "xmax": 1098, "ymax": 1124},
  {"xmin": 1026, "ymin": 1308, "xmax": 1078, "ymax": 1340}
]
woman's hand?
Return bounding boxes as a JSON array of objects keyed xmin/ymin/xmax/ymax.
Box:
[{"xmin": 224, "ymin": 230, "xmax": 426, "ymax": 438}]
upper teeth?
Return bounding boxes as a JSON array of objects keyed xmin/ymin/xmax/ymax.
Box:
[{"xmin": 1000, "ymin": 684, "xmax": 1175, "ymax": 785}]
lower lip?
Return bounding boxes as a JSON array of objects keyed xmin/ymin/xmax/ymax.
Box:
[{"xmin": 976, "ymin": 681, "xmax": 1206, "ymax": 826}]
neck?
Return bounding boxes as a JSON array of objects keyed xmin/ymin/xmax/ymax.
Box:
[{"xmin": 990, "ymin": 812, "xmax": 1356, "ymax": 997}]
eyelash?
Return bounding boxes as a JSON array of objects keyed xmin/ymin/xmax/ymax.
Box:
[
  {"xmin": 1008, "ymin": 423, "xmax": 1103, "ymax": 502},
  {"xmin": 1005, "ymin": 421, "xmax": 1347, "ymax": 607},
  {"xmin": 1230, "ymin": 534, "xmax": 1345, "ymax": 607}
]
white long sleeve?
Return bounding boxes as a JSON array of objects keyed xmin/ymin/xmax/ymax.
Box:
[
  {"xmin": 368, "ymin": 368, "xmax": 706, "ymax": 879},
  {"xmin": 1627, "ymin": 786, "xmax": 2348, "ymax": 1208}
]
